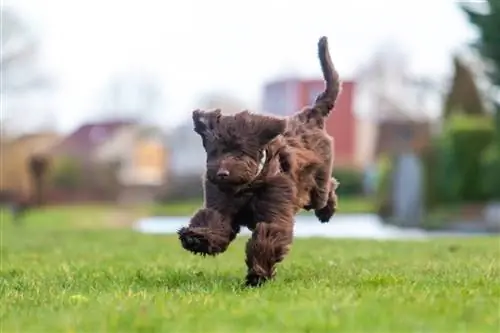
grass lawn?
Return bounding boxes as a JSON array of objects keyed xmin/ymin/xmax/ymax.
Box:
[
  {"xmin": 1, "ymin": 207, "xmax": 499, "ymax": 332},
  {"xmin": 151, "ymin": 195, "xmax": 376, "ymax": 217}
]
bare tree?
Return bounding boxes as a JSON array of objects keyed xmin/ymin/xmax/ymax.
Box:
[
  {"xmin": 356, "ymin": 41, "xmax": 443, "ymax": 121},
  {"xmin": 1, "ymin": 6, "xmax": 52, "ymax": 135},
  {"xmin": 96, "ymin": 71, "xmax": 165, "ymax": 124},
  {"xmin": 197, "ymin": 91, "xmax": 247, "ymax": 114},
  {"xmin": 1, "ymin": 7, "xmax": 49, "ymax": 93}
]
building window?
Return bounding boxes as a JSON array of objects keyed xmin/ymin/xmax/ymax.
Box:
[
  {"xmin": 397, "ymin": 125, "xmax": 413, "ymax": 142},
  {"xmin": 263, "ymin": 83, "xmax": 287, "ymax": 116},
  {"xmin": 307, "ymin": 85, "xmax": 324, "ymax": 106}
]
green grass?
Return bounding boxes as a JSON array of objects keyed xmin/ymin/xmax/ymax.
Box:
[
  {"xmin": 1, "ymin": 207, "xmax": 499, "ymax": 332},
  {"xmin": 152, "ymin": 195, "xmax": 376, "ymax": 216}
]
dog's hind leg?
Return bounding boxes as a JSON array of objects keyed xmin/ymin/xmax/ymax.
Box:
[
  {"xmin": 314, "ymin": 177, "xmax": 339, "ymax": 223},
  {"xmin": 309, "ymin": 148, "xmax": 333, "ymax": 210},
  {"xmin": 178, "ymin": 208, "xmax": 239, "ymax": 256}
]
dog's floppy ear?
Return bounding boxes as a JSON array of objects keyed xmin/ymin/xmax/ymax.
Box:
[
  {"xmin": 192, "ymin": 109, "xmax": 208, "ymax": 135},
  {"xmin": 192, "ymin": 109, "xmax": 221, "ymax": 136},
  {"xmin": 257, "ymin": 116, "xmax": 287, "ymax": 145}
]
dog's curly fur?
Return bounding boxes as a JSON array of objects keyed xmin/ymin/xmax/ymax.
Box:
[{"xmin": 177, "ymin": 36, "xmax": 342, "ymax": 287}]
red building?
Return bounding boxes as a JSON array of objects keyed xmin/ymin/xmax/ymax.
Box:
[{"xmin": 262, "ymin": 78, "xmax": 357, "ymax": 168}]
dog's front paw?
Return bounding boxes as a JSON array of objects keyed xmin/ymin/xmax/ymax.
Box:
[
  {"xmin": 303, "ymin": 203, "xmax": 313, "ymax": 211},
  {"xmin": 178, "ymin": 226, "xmax": 232, "ymax": 256},
  {"xmin": 245, "ymin": 273, "xmax": 269, "ymax": 288},
  {"xmin": 178, "ymin": 227, "xmax": 216, "ymax": 256}
]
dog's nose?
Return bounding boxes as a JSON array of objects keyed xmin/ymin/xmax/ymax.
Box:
[{"xmin": 217, "ymin": 168, "xmax": 230, "ymax": 179}]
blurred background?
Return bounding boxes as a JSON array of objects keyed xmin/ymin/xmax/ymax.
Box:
[{"xmin": 1, "ymin": 0, "xmax": 499, "ymax": 233}]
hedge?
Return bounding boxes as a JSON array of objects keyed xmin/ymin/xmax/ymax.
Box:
[
  {"xmin": 374, "ymin": 154, "xmax": 394, "ymax": 217},
  {"xmin": 333, "ymin": 168, "xmax": 364, "ymax": 196},
  {"xmin": 480, "ymin": 143, "xmax": 500, "ymax": 200},
  {"xmin": 444, "ymin": 114, "xmax": 495, "ymax": 202}
]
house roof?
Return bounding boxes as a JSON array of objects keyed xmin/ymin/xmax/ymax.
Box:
[
  {"xmin": 4, "ymin": 132, "xmax": 60, "ymax": 146},
  {"xmin": 50, "ymin": 120, "xmax": 135, "ymax": 157},
  {"xmin": 374, "ymin": 121, "xmax": 431, "ymax": 156},
  {"xmin": 2, "ymin": 132, "xmax": 62, "ymax": 157}
]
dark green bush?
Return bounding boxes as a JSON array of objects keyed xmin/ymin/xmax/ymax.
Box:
[
  {"xmin": 373, "ymin": 154, "xmax": 394, "ymax": 217},
  {"xmin": 480, "ymin": 143, "xmax": 500, "ymax": 200},
  {"xmin": 333, "ymin": 168, "xmax": 364, "ymax": 196},
  {"xmin": 421, "ymin": 143, "xmax": 439, "ymax": 210},
  {"xmin": 421, "ymin": 132, "xmax": 465, "ymax": 209},
  {"xmin": 434, "ymin": 134, "xmax": 461, "ymax": 204},
  {"xmin": 444, "ymin": 114, "xmax": 495, "ymax": 202},
  {"xmin": 50, "ymin": 157, "xmax": 83, "ymax": 190}
]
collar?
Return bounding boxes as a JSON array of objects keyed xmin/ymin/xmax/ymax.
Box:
[
  {"xmin": 230, "ymin": 149, "xmax": 282, "ymax": 198},
  {"xmin": 255, "ymin": 149, "xmax": 267, "ymax": 177}
]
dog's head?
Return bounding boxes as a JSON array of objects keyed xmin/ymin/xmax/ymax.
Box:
[{"xmin": 192, "ymin": 109, "xmax": 286, "ymax": 188}]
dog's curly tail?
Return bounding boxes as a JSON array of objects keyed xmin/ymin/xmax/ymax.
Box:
[{"xmin": 314, "ymin": 36, "xmax": 341, "ymax": 117}]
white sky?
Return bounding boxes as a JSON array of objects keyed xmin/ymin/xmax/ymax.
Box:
[{"xmin": 2, "ymin": 0, "xmax": 478, "ymax": 133}]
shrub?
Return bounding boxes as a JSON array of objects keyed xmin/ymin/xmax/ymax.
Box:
[
  {"xmin": 333, "ymin": 168, "xmax": 364, "ymax": 196},
  {"xmin": 433, "ymin": 133, "xmax": 461, "ymax": 204},
  {"xmin": 480, "ymin": 143, "xmax": 500, "ymax": 200},
  {"xmin": 374, "ymin": 154, "xmax": 394, "ymax": 217},
  {"xmin": 421, "ymin": 132, "xmax": 466, "ymax": 212},
  {"xmin": 156, "ymin": 174, "xmax": 204, "ymax": 202},
  {"xmin": 421, "ymin": 143, "xmax": 439, "ymax": 210},
  {"xmin": 89, "ymin": 161, "xmax": 121, "ymax": 197},
  {"xmin": 50, "ymin": 157, "xmax": 83, "ymax": 190},
  {"xmin": 444, "ymin": 114, "xmax": 495, "ymax": 202}
]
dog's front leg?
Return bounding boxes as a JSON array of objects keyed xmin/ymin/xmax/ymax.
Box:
[
  {"xmin": 244, "ymin": 176, "xmax": 295, "ymax": 287},
  {"xmin": 178, "ymin": 208, "xmax": 239, "ymax": 256}
]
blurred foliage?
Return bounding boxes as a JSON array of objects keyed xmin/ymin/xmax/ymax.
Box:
[
  {"xmin": 380, "ymin": 113, "xmax": 498, "ymax": 224},
  {"xmin": 50, "ymin": 158, "xmax": 121, "ymax": 199},
  {"xmin": 496, "ymin": 104, "xmax": 500, "ymax": 146},
  {"xmin": 462, "ymin": 0, "xmax": 500, "ymax": 87},
  {"xmin": 151, "ymin": 195, "xmax": 375, "ymax": 217},
  {"xmin": 421, "ymin": 142, "xmax": 440, "ymax": 210},
  {"xmin": 432, "ymin": 134, "xmax": 461, "ymax": 204},
  {"xmin": 333, "ymin": 168, "xmax": 364, "ymax": 196},
  {"xmin": 421, "ymin": 114, "xmax": 495, "ymax": 210},
  {"xmin": 461, "ymin": 0, "xmax": 500, "ymax": 144},
  {"xmin": 91, "ymin": 160, "xmax": 122, "ymax": 197},
  {"xmin": 445, "ymin": 114, "xmax": 495, "ymax": 202},
  {"xmin": 157, "ymin": 175, "xmax": 204, "ymax": 202},
  {"xmin": 51, "ymin": 157, "xmax": 82, "ymax": 190},
  {"xmin": 28, "ymin": 155, "xmax": 49, "ymax": 206},
  {"xmin": 374, "ymin": 154, "xmax": 394, "ymax": 218},
  {"xmin": 480, "ymin": 143, "xmax": 500, "ymax": 199}
]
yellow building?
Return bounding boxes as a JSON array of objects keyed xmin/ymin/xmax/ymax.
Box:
[{"xmin": 1, "ymin": 132, "xmax": 61, "ymax": 198}]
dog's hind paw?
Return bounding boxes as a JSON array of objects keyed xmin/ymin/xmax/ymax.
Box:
[
  {"xmin": 303, "ymin": 203, "xmax": 313, "ymax": 211},
  {"xmin": 314, "ymin": 198, "xmax": 336, "ymax": 223}
]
